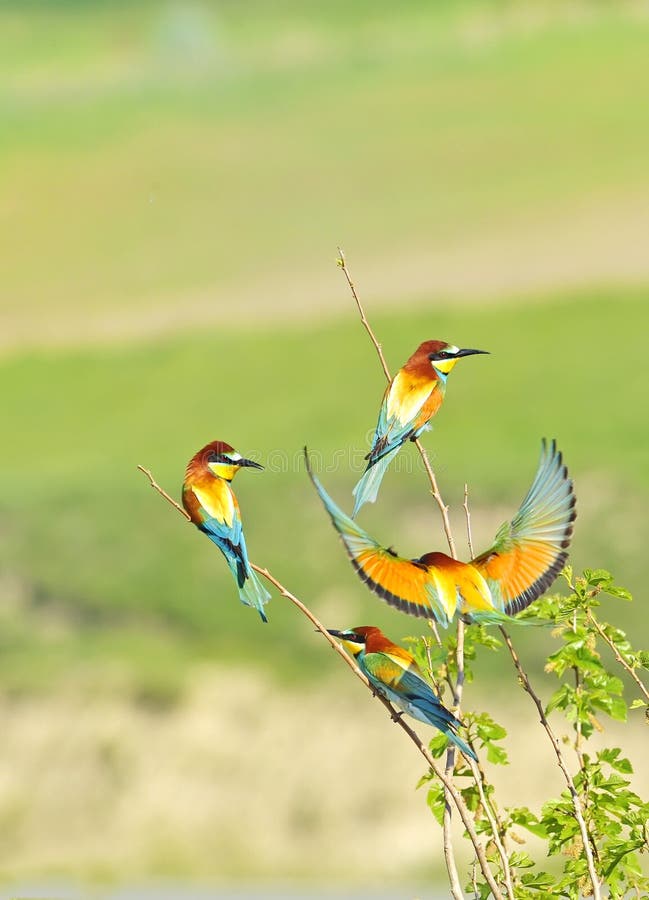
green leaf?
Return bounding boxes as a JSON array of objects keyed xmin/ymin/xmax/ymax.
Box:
[
  {"xmin": 608, "ymin": 695, "xmax": 629, "ymax": 722},
  {"xmin": 637, "ymin": 650, "xmax": 649, "ymax": 669},
  {"xmin": 428, "ymin": 732, "xmax": 449, "ymax": 758},
  {"xmin": 604, "ymin": 584, "xmax": 633, "ymax": 601},
  {"xmin": 584, "ymin": 568, "xmax": 613, "ymax": 586},
  {"xmin": 509, "ymin": 851, "xmax": 535, "ymax": 868},
  {"xmin": 598, "ymin": 748, "xmax": 634, "ymax": 773},
  {"xmin": 473, "ymin": 713, "xmax": 507, "ymax": 742},
  {"xmin": 509, "ymin": 807, "xmax": 548, "ymax": 839},
  {"xmin": 520, "ymin": 871, "xmax": 556, "ymax": 889},
  {"xmin": 486, "ymin": 743, "xmax": 508, "ymax": 766},
  {"xmin": 426, "ymin": 781, "xmax": 446, "ymax": 825}
]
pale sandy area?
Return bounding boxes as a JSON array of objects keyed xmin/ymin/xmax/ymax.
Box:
[{"xmin": 0, "ymin": 663, "xmax": 646, "ymax": 886}]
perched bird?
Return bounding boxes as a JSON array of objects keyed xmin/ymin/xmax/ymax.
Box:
[
  {"xmin": 182, "ymin": 440, "xmax": 271, "ymax": 622},
  {"xmin": 352, "ymin": 340, "xmax": 488, "ymax": 517},
  {"xmin": 307, "ymin": 440, "xmax": 575, "ymax": 626},
  {"xmin": 328, "ymin": 625, "xmax": 476, "ymax": 761}
]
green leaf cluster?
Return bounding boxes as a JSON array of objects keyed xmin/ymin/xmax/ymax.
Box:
[{"xmin": 414, "ymin": 568, "xmax": 649, "ymax": 897}]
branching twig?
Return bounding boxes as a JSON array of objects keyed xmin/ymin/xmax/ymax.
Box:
[
  {"xmin": 468, "ymin": 759, "xmax": 515, "ymax": 900},
  {"xmin": 255, "ymin": 561, "xmax": 503, "ymax": 899},
  {"xmin": 586, "ymin": 610, "xmax": 649, "ymax": 705},
  {"xmin": 337, "ymin": 249, "xmax": 524, "ymax": 896},
  {"xmin": 137, "ymin": 464, "xmax": 504, "ymax": 900},
  {"xmin": 499, "ymin": 626, "xmax": 601, "ymax": 900},
  {"xmin": 338, "ymin": 249, "xmax": 467, "ymax": 891}
]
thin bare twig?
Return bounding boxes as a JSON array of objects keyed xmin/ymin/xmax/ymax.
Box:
[
  {"xmin": 500, "ymin": 626, "xmax": 601, "ymax": 900},
  {"xmin": 137, "ymin": 464, "xmax": 504, "ymax": 900},
  {"xmin": 586, "ymin": 610, "xmax": 649, "ymax": 705},
  {"xmin": 429, "ymin": 620, "xmax": 443, "ymax": 648},
  {"xmin": 463, "ymin": 483, "xmax": 475, "ymax": 559},
  {"xmin": 444, "ymin": 613, "xmax": 466, "ymax": 900},
  {"xmin": 138, "ymin": 465, "xmax": 190, "ymax": 520},
  {"xmin": 472, "ymin": 861, "xmax": 480, "ymax": 899},
  {"xmin": 572, "ymin": 611, "xmax": 585, "ymax": 771},
  {"xmin": 442, "ymin": 818, "xmax": 464, "ymax": 900},
  {"xmin": 442, "ymin": 616, "xmax": 477, "ymax": 900},
  {"xmin": 337, "ymin": 248, "xmax": 391, "ymax": 383},
  {"xmin": 413, "ymin": 437, "xmax": 458, "ymax": 559},
  {"xmin": 468, "ymin": 760, "xmax": 515, "ymax": 900}
]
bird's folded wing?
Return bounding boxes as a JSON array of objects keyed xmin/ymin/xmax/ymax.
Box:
[
  {"xmin": 363, "ymin": 653, "xmax": 458, "ymax": 724},
  {"xmin": 471, "ymin": 439, "xmax": 576, "ymax": 615},
  {"xmin": 306, "ymin": 454, "xmax": 454, "ymax": 625},
  {"xmin": 370, "ymin": 372, "xmax": 434, "ymax": 462},
  {"xmin": 362, "ymin": 651, "xmax": 419, "ymax": 690},
  {"xmin": 192, "ymin": 485, "xmax": 245, "ymax": 567}
]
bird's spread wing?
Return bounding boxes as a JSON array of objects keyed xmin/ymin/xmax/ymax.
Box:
[
  {"xmin": 369, "ymin": 371, "xmax": 436, "ymax": 463},
  {"xmin": 471, "ymin": 439, "xmax": 576, "ymax": 615},
  {"xmin": 306, "ymin": 453, "xmax": 454, "ymax": 626}
]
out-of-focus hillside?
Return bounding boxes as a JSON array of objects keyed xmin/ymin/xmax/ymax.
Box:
[{"xmin": 2, "ymin": 1, "xmax": 649, "ymax": 349}]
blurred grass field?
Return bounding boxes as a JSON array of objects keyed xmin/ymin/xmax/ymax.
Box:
[
  {"xmin": 0, "ymin": 290, "xmax": 647, "ymax": 699},
  {"xmin": 1, "ymin": 0, "xmax": 649, "ymax": 887}
]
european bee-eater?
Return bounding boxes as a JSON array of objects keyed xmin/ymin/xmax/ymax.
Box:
[
  {"xmin": 352, "ymin": 341, "xmax": 488, "ymax": 517},
  {"xmin": 308, "ymin": 440, "xmax": 575, "ymax": 626},
  {"xmin": 182, "ymin": 440, "xmax": 271, "ymax": 622},
  {"xmin": 328, "ymin": 625, "xmax": 477, "ymax": 761}
]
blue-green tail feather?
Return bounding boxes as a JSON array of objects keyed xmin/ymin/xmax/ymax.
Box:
[{"xmin": 352, "ymin": 446, "xmax": 400, "ymax": 518}]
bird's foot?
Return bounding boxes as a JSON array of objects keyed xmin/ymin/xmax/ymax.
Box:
[{"xmin": 390, "ymin": 711, "xmax": 405, "ymax": 724}]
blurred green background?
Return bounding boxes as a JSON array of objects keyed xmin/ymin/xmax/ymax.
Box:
[{"xmin": 1, "ymin": 0, "xmax": 648, "ymax": 893}]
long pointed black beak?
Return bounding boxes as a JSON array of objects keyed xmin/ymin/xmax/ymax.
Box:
[
  {"xmin": 327, "ymin": 629, "xmax": 344, "ymax": 638},
  {"xmin": 456, "ymin": 348, "xmax": 489, "ymax": 358},
  {"xmin": 239, "ymin": 457, "xmax": 264, "ymax": 470}
]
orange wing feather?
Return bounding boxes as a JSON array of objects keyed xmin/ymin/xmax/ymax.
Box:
[{"xmin": 352, "ymin": 548, "xmax": 454, "ymax": 622}]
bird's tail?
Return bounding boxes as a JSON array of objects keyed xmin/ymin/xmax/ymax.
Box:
[
  {"xmin": 445, "ymin": 727, "xmax": 477, "ymax": 763},
  {"xmin": 352, "ymin": 446, "xmax": 400, "ymax": 518},
  {"xmin": 418, "ymin": 697, "xmax": 477, "ymax": 762},
  {"xmin": 238, "ymin": 568, "xmax": 271, "ymax": 623},
  {"xmin": 223, "ymin": 554, "xmax": 271, "ymax": 623}
]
